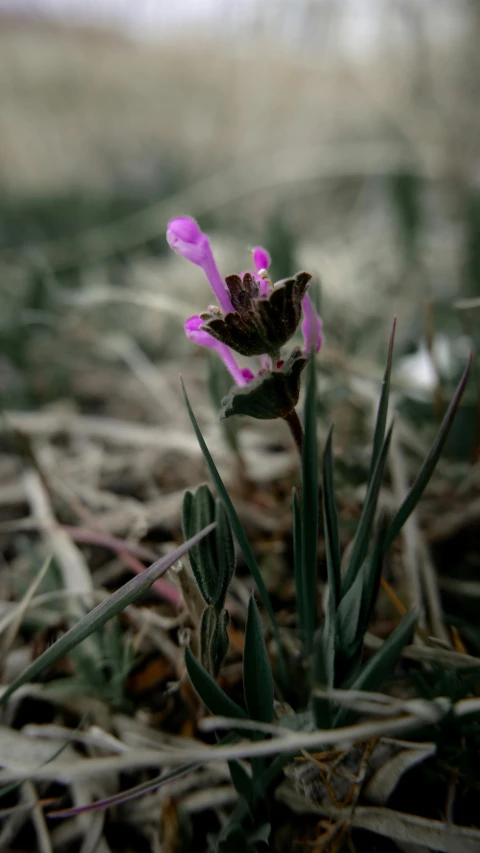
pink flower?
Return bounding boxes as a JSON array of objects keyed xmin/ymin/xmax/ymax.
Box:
[
  {"xmin": 301, "ymin": 293, "xmax": 323, "ymax": 354},
  {"xmin": 167, "ymin": 217, "xmax": 234, "ymax": 314},
  {"xmin": 185, "ymin": 316, "xmax": 254, "ymax": 386},
  {"xmin": 167, "ymin": 215, "xmax": 322, "ymax": 377}
]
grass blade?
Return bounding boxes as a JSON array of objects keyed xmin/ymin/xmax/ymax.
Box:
[
  {"xmin": 351, "ymin": 610, "xmax": 417, "ymax": 696},
  {"xmin": 48, "ymin": 763, "xmax": 200, "ymax": 817},
  {"xmin": 369, "ymin": 319, "xmax": 396, "ymax": 476},
  {"xmin": 343, "ymin": 425, "xmax": 393, "ymax": 595},
  {"xmin": 228, "ymin": 760, "xmax": 254, "ymax": 812},
  {"xmin": 358, "ymin": 512, "xmax": 389, "ymax": 638},
  {"xmin": 384, "ymin": 353, "xmax": 473, "ymax": 553},
  {"xmin": 181, "ymin": 378, "xmax": 284, "ymax": 673},
  {"xmin": 301, "ymin": 354, "xmax": 319, "ymax": 655},
  {"xmin": 292, "ymin": 488, "xmax": 305, "ymax": 638},
  {"xmin": 322, "ymin": 426, "xmax": 341, "ymax": 610},
  {"xmin": 0, "ymin": 523, "xmax": 215, "ymax": 707},
  {"xmin": 243, "ymin": 595, "xmax": 274, "ymax": 723},
  {"xmin": 185, "ymin": 644, "xmax": 247, "ymax": 718}
]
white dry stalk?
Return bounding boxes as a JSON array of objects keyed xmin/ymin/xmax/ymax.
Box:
[
  {"xmin": 418, "ymin": 537, "xmax": 452, "ymax": 645},
  {"xmin": 2, "ymin": 411, "xmax": 202, "ymax": 455},
  {"xmin": 5, "ymin": 697, "xmax": 480, "ymax": 783},
  {"xmin": 72, "ymin": 781, "xmax": 112, "ymax": 853},
  {"xmin": 0, "ymin": 555, "xmax": 52, "ymax": 654},
  {"xmin": 22, "ymin": 724, "xmax": 129, "ymax": 755},
  {"xmin": 23, "ymin": 468, "xmax": 93, "ymax": 599},
  {"xmin": 364, "ymin": 632, "xmax": 480, "ymax": 669},
  {"xmin": 100, "ymin": 332, "xmax": 180, "ymax": 418},
  {"xmin": 0, "ymin": 589, "xmax": 108, "ymax": 637},
  {"xmin": 21, "ymin": 780, "xmax": 53, "ymax": 853}
]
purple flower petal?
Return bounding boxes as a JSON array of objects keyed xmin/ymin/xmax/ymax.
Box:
[
  {"xmin": 167, "ymin": 217, "xmax": 233, "ymax": 314},
  {"xmin": 185, "ymin": 316, "xmax": 251, "ymax": 386},
  {"xmin": 252, "ymin": 246, "xmax": 271, "ymax": 272},
  {"xmin": 301, "ymin": 293, "xmax": 323, "ymax": 354}
]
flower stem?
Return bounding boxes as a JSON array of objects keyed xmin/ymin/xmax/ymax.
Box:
[{"xmin": 284, "ymin": 409, "xmax": 304, "ymax": 456}]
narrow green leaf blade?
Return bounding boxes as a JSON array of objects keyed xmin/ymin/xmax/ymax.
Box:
[
  {"xmin": 369, "ymin": 319, "xmax": 396, "ymax": 475},
  {"xmin": 343, "ymin": 424, "xmax": 393, "ymax": 595},
  {"xmin": 185, "ymin": 643, "xmax": 247, "ymax": 719},
  {"xmin": 243, "ymin": 595, "xmax": 274, "ymax": 723},
  {"xmin": 182, "ymin": 485, "xmax": 218, "ymax": 606},
  {"xmin": 384, "ymin": 354, "xmax": 473, "ymax": 552},
  {"xmin": 215, "ymin": 499, "xmax": 235, "ymax": 610},
  {"xmin": 181, "ymin": 378, "xmax": 282, "ymax": 667},
  {"xmin": 322, "ymin": 426, "xmax": 341, "ymax": 610},
  {"xmin": 312, "ymin": 614, "xmax": 335, "ymax": 728},
  {"xmin": 358, "ymin": 512, "xmax": 389, "ymax": 638},
  {"xmin": 0, "ymin": 524, "xmax": 215, "ymax": 707},
  {"xmin": 335, "ymin": 609, "xmax": 417, "ymax": 726},
  {"xmin": 336, "ymin": 568, "xmax": 365, "ymax": 654},
  {"xmin": 292, "ymin": 487, "xmax": 305, "ymax": 637},
  {"xmin": 351, "ymin": 609, "xmax": 417, "ymax": 696},
  {"xmin": 301, "ymin": 353, "xmax": 319, "ymax": 654},
  {"xmin": 228, "ymin": 760, "xmax": 254, "ymax": 812}
]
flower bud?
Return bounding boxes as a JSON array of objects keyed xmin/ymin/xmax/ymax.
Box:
[
  {"xmin": 167, "ymin": 216, "xmax": 209, "ymax": 266},
  {"xmin": 167, "ymin": 216, "xmax": 233, "ymax": 314},
  {"xmin": 252, "ymin": 246, "xmax": 271, "ymax": 272},
  {"xmin": 301, "ymin": 293, "xmax": 323, "ymax": 354}
]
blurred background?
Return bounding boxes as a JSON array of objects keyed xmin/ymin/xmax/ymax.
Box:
[{"xmin": 0, "ymin": 0, "xmax": 478, "ymax": 443}]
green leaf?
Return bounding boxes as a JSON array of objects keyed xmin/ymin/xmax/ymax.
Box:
[
  {"xmin": 182, "ymin": 486, "xmax": 235, "ymax": 610},
  {"xmin": 369, "ymin": 319, "xmax": 396, "ymax": 478},
  {"xmin": 199, "ymin": 605, "xmax": 218, "ymax": 673},
  {"xmin": 336, "ymin": 568, "xmax": 365, "ymax": 655},
  {"xmin": 301, "ymin": 353, "xmax": 319, "ymax": 654},
  {"xmin": 228, "ymin": 760, "xmax": 254, "ymax": 812},
  {"xmin": 0, "ymin": 524, "xmax": 216, "ymax": 708},
  {"xmin": 322, "ymin": 427, "xmax": 341, "ymax": 610},
  {"xmin": 334, "ymin": 610, "xmax": 417, "ymax": 726},
  {"xmin": 357, "ymin": 512, "xmax": 389, "ymax": 639},
  {"xmin": 181, "ymin": 378, "xmax": 284, "ymax": 677},
  {"xmin": 384, "ymin": 354, "xmax": 473, "ymax": 552},
  {"xmin": 214, "ymin": 500, "xmax": 235, "ymax": 609},
  {"xmin": 312, "ymin": 619, "xmax": 334, "ymax": 728},
  {"xmin": 182, "ymin": 486, "xmax": 217, "ymax": 605},
  {"xmin": 342, "ymin": 424, "xmax": 393, "ymax": 595},
  {"xmin": 292, "ymin": 488, "xmax": 305, "ymax": 637},
  {"xmin": 185, "ymin": 644, "xmax": 247, "ymax": 719},
  {"xmin": 243, "ymin": 595, "xmax": 274, "ymax": 723},
  {"xmin": 200, "ymin": 606, "xmax": 230, "ymax": 676},
  {"xmin": 351, "ymin": 610, "xmax": 417, "ymax": 696},
  {"xmin": 220, "ymin": 349, "xmax": 308, "ymax": 420}
]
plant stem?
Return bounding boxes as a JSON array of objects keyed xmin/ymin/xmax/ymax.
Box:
[{"xmin": 284, "ymin": 409, "xmax": 304, "ymax": 456}]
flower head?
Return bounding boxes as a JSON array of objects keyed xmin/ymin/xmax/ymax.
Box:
[
  {"xmin": 167, "ymin": 216, "xmax": 323, "ymax": 420},
  {"xmin": 202, "ymin": 271, "xmax": 311, "ymax": 357}
]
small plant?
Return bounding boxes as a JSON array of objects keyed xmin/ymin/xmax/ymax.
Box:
[{"xmin": 164, "ymin": 217, "xmax": 473, "ymax": 850}]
